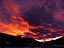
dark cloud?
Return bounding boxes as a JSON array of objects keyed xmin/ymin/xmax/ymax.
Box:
[{"xmin": 0, "ymin": 0, "xmax": 64, "ymax": 40}]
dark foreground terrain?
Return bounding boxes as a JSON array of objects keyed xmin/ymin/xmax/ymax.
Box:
[{"xmin": 0, "ymin": 33, "xmax": 64, "ymax": 48}]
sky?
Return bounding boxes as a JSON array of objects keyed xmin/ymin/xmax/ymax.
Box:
[{"xmin": 0, "ymin": 0, "xmax": 64, "ymax": 42}]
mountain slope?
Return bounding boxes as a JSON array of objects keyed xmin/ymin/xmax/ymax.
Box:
[{"xmin": 0, "ymin": 33, "xmax": 64, "ymax": 47}]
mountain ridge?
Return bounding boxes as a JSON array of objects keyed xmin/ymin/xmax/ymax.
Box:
[{"xmin": 0, "ymin": 33, "xmax": 64, "ymax": 47}]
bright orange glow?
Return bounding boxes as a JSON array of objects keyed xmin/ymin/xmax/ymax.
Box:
[
  {"xmin": 0, "ymin": 0, "xmax": 63, "ymax": 42},
  {"xmin": 0, "ymin": 14, "xmax": 45, "ymax": 37},
  {"xmin": 0, "ymin": 0, "xmax": 45, "ymax": 38}
]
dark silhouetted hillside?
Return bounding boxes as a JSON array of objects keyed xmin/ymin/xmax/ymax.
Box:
[{"xmin": 0, "ymin": 33, "xmax": 64, "ymax": 48}]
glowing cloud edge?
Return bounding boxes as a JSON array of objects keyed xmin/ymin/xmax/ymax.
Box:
[{"xmin": 35, "ymin": 36, "xmax": 63, "ymax": 42}]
